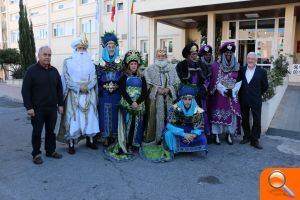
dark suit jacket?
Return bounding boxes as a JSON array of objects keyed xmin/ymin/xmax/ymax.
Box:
[{"xmin": 238, "ymin": 65, "xmax": 269, "ymax": 108}]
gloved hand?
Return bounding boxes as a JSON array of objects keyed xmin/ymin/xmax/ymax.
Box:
[{"xmin": 225, "ymin": 89, "xmax": 233, "ymax": 98}]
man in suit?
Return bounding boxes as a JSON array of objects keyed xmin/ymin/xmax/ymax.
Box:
[{"xmin": 239, "ymin": 52, "xmax": 269, "ymax": 149}]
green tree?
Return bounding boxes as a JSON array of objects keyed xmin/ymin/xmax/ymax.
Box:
[
  {"xmin": 29, "ymin": 20, "xmax": 36, "ymax": 57},
  {"xmin": 18, "ymin": 0, "xmax": 36, "ymax": 77},
  {"xmin": 0, "ymin": 48, "xmax": 21, "ymax": 79}
]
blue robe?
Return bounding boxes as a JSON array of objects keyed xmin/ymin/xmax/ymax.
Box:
[
  {"xmin": 163, "ymin": 99, "xmax": 208, "ymax": 154},
  {"xmin": 118, "ymin": 75, "xmax": 147, "ymax": 153},
  {"xmin": 96, "ymin": 49, "xmax": 123, "ymax": 138}
]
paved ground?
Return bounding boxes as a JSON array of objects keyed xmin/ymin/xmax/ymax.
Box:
[
  {"xmin": 267, "ymin": 85, "xmax": 300, "ymax": 140},
  {"xmin": 0, "ymin": 84, "xmax": 300, "ymax": 200}
]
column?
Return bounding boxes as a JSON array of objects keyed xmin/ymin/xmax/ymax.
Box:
[
  {"xmin": 284, "ymin": 4, "xmax": 296, "ymax": 82},
  {"xmin": 207, "ymin": 12, "xmax": 216, "ymax": 55},
  {"xmin": 284, "ymin": 5, "xmax": 296, "ymax": 56},
  {"xmin": 149, "ymin": 18, "xmax": 157, "ymax": 65}
]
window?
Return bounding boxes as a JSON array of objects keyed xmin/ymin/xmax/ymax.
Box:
[
  {"xmin": 160, "ymin": 39, "xmax": 173, "ymax": 55},
  {"xmin": 58, "ymin": 4, "xmax": 64, "ymax": 10},
  {"xmin": 117, "ymin": 2, "xmax": 123, "ymax": 11},
  {"xmin": 278, "ymin": 18, "xmax": 285, "ymax": 37},
  {"xmin": 52, "ymin": 1, "xmax": 73, "ymax": 12},
  {"xmin": 81, "ymin": 18, "xmax": 95, "ymax": 33},
  {"xmin": 30, "ymin": 7, "xmax": 46, "ymax": 17},
  {"xmin": 278, "ymin": 18, "xmax": 285, "ymax": 53},
  {"xmin": 35, "ymin": 28, "xmax": 48, "ymax": 40},
  {"xmin": 9, "ymin": 0, "xmax": 19, "ymax": 4},
  {"xmin": 257, "ymin": 19, "xmax": 275, "ymax": 39},
  {"xmin": 239, "ymin": 20, "xmax": 255, "ymax": 39},
  {"xmin": 10, "ymin": 31, "xmax": 19, "ymax": 43},
  {"xmin": 140, "ymin": 40, "xmax": 148, "ymax": 53},
  {"xmin": 229, "ymin": 22, "xmax": 236, "ymax": 39},
  {"xmin": 106, "ymin": 4, "xmax": 112, "ymax": 13},
  {"xmin": 81, "ymin": 0, "xmax": 95, "ymax": 4},
  {"xmin": 53, "ymin": 21, "xmax": 74, "ymax": 37},
  {"xmin": 10, "ymin": 13, "xmax": 19, "ymax": 22}
]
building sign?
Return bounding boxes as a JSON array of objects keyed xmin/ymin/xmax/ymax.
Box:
[{"xmin": 292, "ymin": 64, "xmax": 300, "ymax": 75}]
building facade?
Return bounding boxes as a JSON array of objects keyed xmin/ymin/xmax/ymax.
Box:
[
  {"xmin": 135, "ymin": 0, "xmax": 300, "ymax": 83},
  {"xmin": 0, "ymin": 0, "xmax": 183, "ymax": 76},
  {"xmin": 0, "ymin": 0, "xmax": 300, "ymax": 83}
]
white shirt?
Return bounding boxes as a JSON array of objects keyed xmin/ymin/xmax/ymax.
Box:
[{"xmin": 246, "ymin": 66, "xmax": 256, "ymax": 84}]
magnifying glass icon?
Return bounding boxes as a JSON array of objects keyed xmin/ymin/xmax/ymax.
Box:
[{"xmin": 268, "ymin": 170, "xmax": 295, "ymax": 198}]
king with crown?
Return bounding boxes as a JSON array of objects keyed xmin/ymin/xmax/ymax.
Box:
[{"xmin": 96, "ymin": 32, "xmax": 123, "ymax": 146}]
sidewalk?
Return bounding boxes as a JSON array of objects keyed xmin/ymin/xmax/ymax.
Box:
[{"xmin": 0, "ymin": 83, "xmax": 23, "ymax": 103}]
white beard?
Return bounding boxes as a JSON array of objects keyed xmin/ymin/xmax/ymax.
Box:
[
  {"xmin": 67, "ymin": 51, "xmax": 95, "ymax": 82},
  {"xmin": 154, "ymin": 59, "xmax": 168, "ymax": 68}
]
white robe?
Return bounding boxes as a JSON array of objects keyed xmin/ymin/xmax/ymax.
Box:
[{"xmin": 59, "ymin": 51, "xmax": 99, "ymax": 140}]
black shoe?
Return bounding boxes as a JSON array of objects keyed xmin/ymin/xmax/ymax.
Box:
[
  {"xmin": 108, "ymin": 137, "xmax": 116, "ymax": 145},
  {"xmin": 240, "ymin": 138, "xmax": 250, "ymax": 144},
  {"xmin": 86, "ymin": 142, "xmax": 98, "ymax": 150},
  {"xmin": 206, "ymin": 134, "xmax": 213, "ymax": 144},
  {"xmin": 33, "ymin": 155, "xmax": 43, "ymax": 165},
  {"xmin": 250, "ymin": 141, "xmax": 263, "ymax": 150},
  {"xmin": 46, "ymin": 152, "xmax": 63, "ymax": 159},
  {"xmin": 226, "ymin": 134, "xmax": 233, "ymax": 145},
  {"xmin": 116, "ymin": 148, "xmax": 125, "ymax": 155},
  {"xmin": 68, "ymin": 146, "xmax": 75, "ymax": 155},
  {"xmin": 86, "ymin": 137, "xmax": 98, "ymax": 150}
]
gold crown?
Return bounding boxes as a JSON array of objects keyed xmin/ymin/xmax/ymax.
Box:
[
  {"xmin": 125, "ymin": 50, "xmax": 142, "ymax": 65},
  {"xmin": 190, "ymin": 45, "xmax": 198, "ymax": 52},
  {"xmin": 77, "ymin": 33, "xmax": 89, "ymax": 48},
  {"xmin": 156, "ymin": 49, "xmax": 167, "ymax": 56}
]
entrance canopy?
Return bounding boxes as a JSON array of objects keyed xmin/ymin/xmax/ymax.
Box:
[{"xmin": 135, "ymin": 0, "xmax": 300, "ymax": 65}]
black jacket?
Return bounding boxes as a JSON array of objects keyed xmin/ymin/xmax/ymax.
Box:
[
  {"xmin": 21, "ymin": 63, "xmax": 63, "ymax": 110},
  {"xmin": 238, "ymin": 65, "xmax": 269, "ymax": 108},
  {"xmin": 176, "ymin": 59, "xmax": 209, "ymax": 100}
]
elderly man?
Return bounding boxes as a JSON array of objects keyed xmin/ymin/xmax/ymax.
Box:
[
  {"xmin": 58, "ymin": 33, "xmax": 99, "ymax": 154},
  {"xmin": 239, "ymin": 52, "xmax": 269, "ymax": 149},
  {"xmin": 96, "ymin": 31, "xmax": 123, "ymax": 146},
  {"xmin": 22, "ymin": 46, "xmax": 63, "ymax": 164},
  {"xmin": 144, "ymin": 49, "xmax": 180, "ymax": 143}
]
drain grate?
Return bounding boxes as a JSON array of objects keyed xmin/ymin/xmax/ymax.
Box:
[{"xmin": 197, "ymin": 176, "xmax": 222, "ymax": 185}]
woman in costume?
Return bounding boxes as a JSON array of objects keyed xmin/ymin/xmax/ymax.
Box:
[{"xmin": 117, "ymin": 50, "xmax": 148, "ymax": 154}]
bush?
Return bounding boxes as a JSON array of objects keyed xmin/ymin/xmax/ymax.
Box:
[{"xmin": 262, "ymin": 54, "xmax": 292, "ymax": 101}]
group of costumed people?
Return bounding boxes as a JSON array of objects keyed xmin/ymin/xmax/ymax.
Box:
[{"xmin": 57, "ymin": 31, "xmax": 243, "ymax": 162}]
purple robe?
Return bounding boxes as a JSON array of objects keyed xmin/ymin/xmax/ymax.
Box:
[{"xmin": 208, "ymin": 62, "xmax": 241, "ymax": 134}]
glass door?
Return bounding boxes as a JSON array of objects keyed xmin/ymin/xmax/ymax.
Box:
[{"xmin": 255, "ymin": 39, "xmax": 274, "ymax": 69}]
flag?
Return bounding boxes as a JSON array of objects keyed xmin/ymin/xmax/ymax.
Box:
[
  {"xmin": 111, "ymin": 0, "xmax": 116, "ymax": 22},
  {"xmin": 131, "ymin": 0, "xmax": 135, "ymax": 14}
]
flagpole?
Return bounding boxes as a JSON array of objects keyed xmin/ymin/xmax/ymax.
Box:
[
  {"xmin": 135, "ymin": 14, "xmax": 137, "ymax": 49},
  {"xmin": 96, "ymin": 0, "xmax": 103, "ymax": 64},
  {"xmin": 127, "ymin": 0, "xmax": 132, "ymax": 51},
  {"xmin": 115, "ymin": 1, "xmax": 118, "ymax": 35}
]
